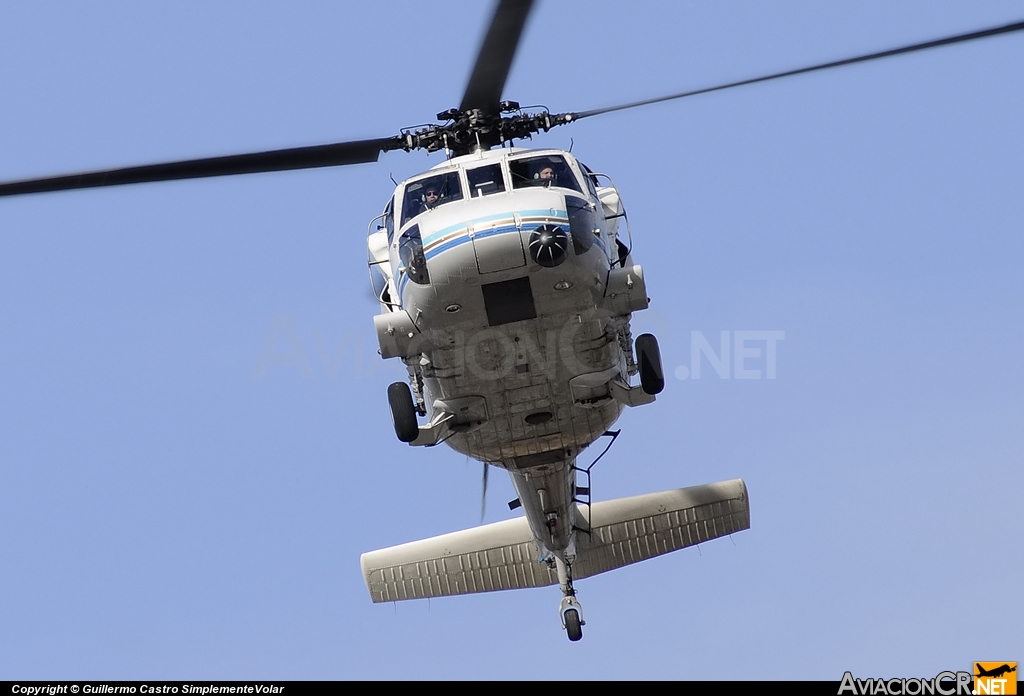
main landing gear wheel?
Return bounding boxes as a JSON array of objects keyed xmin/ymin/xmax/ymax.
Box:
[
  {"xmin": 564, "ymin": 608, "xmax": 583, "ymax": 642},
  {"xmin": 636, "ymin": 333, "xmax": 665, "ymax": 395},
  {"xmin": 387, "ymin": 382, "xmax": 419, "ymax": 443}
]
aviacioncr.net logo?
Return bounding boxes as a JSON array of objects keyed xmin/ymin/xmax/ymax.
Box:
[
  {"xmin": 974, "ymin": 663, "xmax": 1017, "ymax": 695},
  {"xmin": 838, "ymin": 671, "xmax": 973, "ymax": 695}
]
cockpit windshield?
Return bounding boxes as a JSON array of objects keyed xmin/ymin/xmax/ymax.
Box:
[
  {"xmin": 466, "ymin": 164, "xmax": 506, "ymax": 197},
  {"xmin": 401, "ymin": 171, "xmax": 463, "ymax": 226},
  {"xmin": 509, "ymin": 154, "xmax": 581, "ymax": 193}
]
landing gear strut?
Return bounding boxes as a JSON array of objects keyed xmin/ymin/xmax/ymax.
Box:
[{"xmin": 555, "ymin": 555, "xmax": 585, "ymax": 642}]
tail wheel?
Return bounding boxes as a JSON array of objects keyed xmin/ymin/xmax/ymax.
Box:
[
  {"xmin": 564, "ymin": 608, "xmax": 583, "ymax": 642},
  {"xmin": 387, "ymin": 382, "xmax": 419, "ymax": 443},
  {"xmin": 636, "ymin": 333, "xmax": 665, "ymax": 395}
]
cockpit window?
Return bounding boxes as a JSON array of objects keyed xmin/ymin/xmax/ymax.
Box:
[
  {"xmin": 383, "ymin": 197, "xmax": 395, "ymax": 244},
  {"xmin": 509, "ymin": 154, "xmax": 582, "ymax": 193},
  {"xmin": 579, "ymin": 162, "xmax": 601, "ymax": 198},
  {"xmin": 401, "ymin": 171, "xmax": 463, "ymax": 226},
  {"xmin": 466, "ymin": 164, "xmax": 506, "ymax": 197}
]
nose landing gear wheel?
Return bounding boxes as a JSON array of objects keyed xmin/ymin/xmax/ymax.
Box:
[{"xmin": 564, "ymin": 608, "xmax": 583, "ymax": 642}]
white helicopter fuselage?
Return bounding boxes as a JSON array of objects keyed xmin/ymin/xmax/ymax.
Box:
[{"xmin": 367, "ymin": 146, "xmax": 653, "ymax": 559}]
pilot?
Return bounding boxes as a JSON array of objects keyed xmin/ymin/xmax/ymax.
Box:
[
  {"xmin": 423, "ymin": 185, "xmax": 441, "ymax": 209},
  {"xmin": 537, "ymin": 165, "xmax": 555, "ymax": 184}
]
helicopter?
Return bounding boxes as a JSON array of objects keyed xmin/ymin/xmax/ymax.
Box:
[{"xmin": 2, "ymin": 1, "xmax": 1022, "ymax": 644}]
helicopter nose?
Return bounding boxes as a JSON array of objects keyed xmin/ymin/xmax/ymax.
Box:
[{"xmin": 528, "ymin": 224, "xmax": 569, "ymax": 268}]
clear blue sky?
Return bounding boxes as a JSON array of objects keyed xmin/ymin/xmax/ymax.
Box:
[{"xmin": 1, "ymin": 0, "xmax": 1021, "ymax": 680}]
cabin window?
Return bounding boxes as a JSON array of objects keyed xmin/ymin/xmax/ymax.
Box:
[
  {"xmin": 401, "ymin": 171, "xmax": 463, "ymax": 226},
  {"xmin": 509, "ymin": 155, "xmax": 582, "ymax": 193},
  {"xmin": 398, "ymin": 224, "xmax": 430, "ymax": 285},
  {"xmin": 467, "ymin": 164, "xmax": 506, "ymax": 197},
  {"xmin": 566, "ymin": 195, "xmax": 599, "ymax": 256}
]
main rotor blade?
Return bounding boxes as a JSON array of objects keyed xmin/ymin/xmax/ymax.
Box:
[
  {"xmin": 0, "ymin": 136, "xmax": 403, "ymax": 198},
  {"xmin": 459, "ymin": 0, "xmax": 534, "ymax": 113},
  {"xmin": 573, "ymin": 19, "xmax": 1024, "ymax": 120}
]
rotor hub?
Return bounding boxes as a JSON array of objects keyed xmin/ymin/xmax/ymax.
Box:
[{"xmin": 399, "ymin": 107, "xmax": 575, "ymax": 157}]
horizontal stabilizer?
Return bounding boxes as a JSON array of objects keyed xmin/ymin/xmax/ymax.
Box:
[
  {"xmin": 361, "ymin": 514, "xmax": 546, "ymax": 602},
  {"xmin": 571, "ymin": 478, "xmax": 749, "ymax": 581},
  {"xmin": 361, "ymin": 478, "xmax": 749, "ymax": 603}
]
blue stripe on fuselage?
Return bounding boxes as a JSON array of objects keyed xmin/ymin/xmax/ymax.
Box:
[
  {"xmin": 420, "ymin": 209, "xmax": 567, "ymax": 246},
  {"xmin": 421, "ymin": 210, "xmax": 569, "ymax": 262}
]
